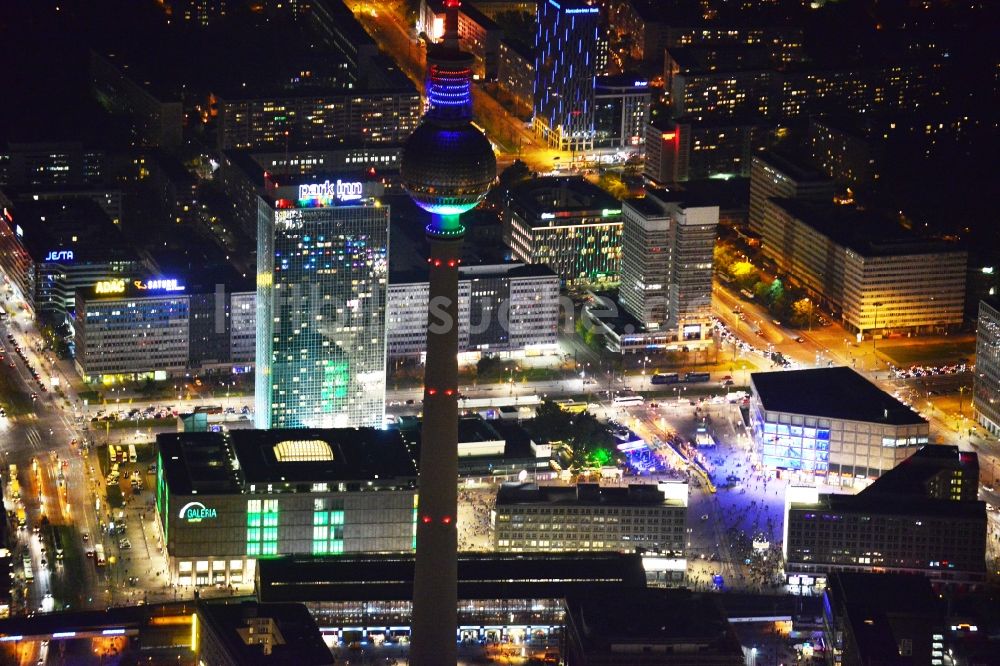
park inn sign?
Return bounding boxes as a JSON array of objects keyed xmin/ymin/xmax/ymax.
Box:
[{"xmin": 178, "ymin": 501, "xmax": 217, "ymax": 523}]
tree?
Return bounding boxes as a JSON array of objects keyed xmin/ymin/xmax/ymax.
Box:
[
  {"xmin": 476, "ymin": 355, "xmax": 503, "ymax": 379},
  {"xmin": 530, "ymin": 400, "xmax": 573, "ymax": 443},
  {"xmin": 768, "ymin": 278, "xmax": 784, "ymax": 302},
  {"xmin": 752, "ymin": 280, "xmax": 771, "ymax": 302},
  {"xmin": 789, "ymin": 297, "xmax": 813, "ymax": 328},
  {"xmin": 729, "ymin": 260, "xmax": 757, "ymax": 289},
  {"xmin": 597, "ymin": 171, "xmax": 629, "ymax": 199}
]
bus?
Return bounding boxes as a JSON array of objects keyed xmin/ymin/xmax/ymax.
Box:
[
  {"xmin": 15, "ymin": 506, "xmax": 26, "ymax": 529},
  {"xmin": 554, "ymin": 399, "xmax": 588, "ymax": 414},
  {"xmin": 109, "ymin": 444, "xmax": 118, "ymax": 464},
  {"xmin": 194, "ymin": 405, "xmax": 223, "ymax": 415},
  {"xmin": 612, "ymin": 394, "xmax": 645, "ymax": 407},
  {"xmin": 23, "ymin": 557, "xmax": 33, "ymax": 582},
  {"xmin": 128, "ymin": 444, "xmax": 137, "ymax": 463},
  {"xmin": 683, "ymin": 372, "xmax": 711, "ymax": 383},
  {"xmin": 94, "ymin": 543, "xmax": 106, "ymax": 567},
  {"xmin": 650, "ymin": 373, "xmax": 679, "ymax": 385}
]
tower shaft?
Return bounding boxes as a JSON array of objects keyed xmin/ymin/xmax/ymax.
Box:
[{"xmin": 411, "ymin": 219, "xmax": 463, "ymax": 664}]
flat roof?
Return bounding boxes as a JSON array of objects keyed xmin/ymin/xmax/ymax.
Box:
[
  {"xmin": 497, "ymin": 482, "xmax": 685, "ymax": 508},
  {"xmin": 10, "ymin": 198, "xmax": 138, "ymax": 264},
  {"xmin": 862, "ymin": 445, "xmax": 977, "ymax": 498},
  {"xmin": 157, "ymin": 429, "xmax": 417, "ymax": 496},
  {"xmin": 256, "ymin": 552, "xmax": 648, "ymax": 603},
  {"xmin": 771, "ymin": 198, "xmax": 966, "ymax": 257},
  {"xmin": 506, "ymin": 177, "xmax": 621, "ymax": 226},
  {"xmin": 565, "ymin": 588, "xmax": 743, "ymax": 655},
  {"xmin": 751, "ymin": 367, "xmax": 926, "ymax": 425},
  {"xmin": 754, "ymin": 151, "xmax": 830, "ymax": 183},
  {"xmin": 196, "ymin": 600, "xmax": 331, "ymax": 666},
  {"xmin": 791, "ymin": 492, "xmax": 987, "ymax": 522}
]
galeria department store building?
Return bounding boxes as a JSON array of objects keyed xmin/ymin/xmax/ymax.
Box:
[{"xmin": 154, "ymin": 429, "xmax": 417, "ymax": 586}]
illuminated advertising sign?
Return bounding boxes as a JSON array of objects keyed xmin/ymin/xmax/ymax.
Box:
[
  {"xmin": 95, "ymin": 279, "xmax": 126, "ymax": 294},
  {"xmin": 44, "ymin": 250, "xmax": 74, "ymax": 262},
  {"xmin": 298, "ymin": 179, "xmax": 363, "ymax": 202},
  {"xmin": 134, "ymin": 278, "xmax": 185, "ymax": 292},
  {"xmin": 178, "ymin": 501, "xmax": 217, "ymax": 522}
]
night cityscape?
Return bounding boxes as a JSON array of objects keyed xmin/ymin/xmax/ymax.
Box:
[{"xmin": 0, "ymin": 0, "xmax": 997, "ymax": 663}]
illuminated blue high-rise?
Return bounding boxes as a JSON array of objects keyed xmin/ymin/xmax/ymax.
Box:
[
  {"xmin": 255, "ymin": 187, "xmax": 389, "ymax": 430},
  {"xmin": 533, "ymin": 0, "xmax": 600, "ymax": 151}
]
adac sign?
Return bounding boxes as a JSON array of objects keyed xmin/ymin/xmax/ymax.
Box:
[{"xmin": 178, "ymin": 501, "xmax": 217, "ymax": 523}]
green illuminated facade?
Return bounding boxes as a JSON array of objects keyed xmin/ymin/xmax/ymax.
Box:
[
  {"xmin": 503, "ymin": 176, "xmax": 623, "ymax": 286},
  {"xmin": 154, "ymin": 429, "xmax": 417, "ymax": 587},
  {"xmin": 255, "ymin": 191, "xmax": 389, "ymax": 429}
]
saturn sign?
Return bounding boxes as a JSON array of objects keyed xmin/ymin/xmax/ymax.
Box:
[{"xmin": 178, "ymin": 501, "xmax": 217, "ymax": 522}]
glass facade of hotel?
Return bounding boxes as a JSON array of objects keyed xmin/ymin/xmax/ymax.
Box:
[{"xmin": 256, "ymin": 197, "xmax": 389, "ymax": 429}]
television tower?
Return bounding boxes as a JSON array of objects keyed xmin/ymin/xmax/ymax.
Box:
[{"xmin": 400, "ymin": 1, "xmax": 496, "ymax": 661}]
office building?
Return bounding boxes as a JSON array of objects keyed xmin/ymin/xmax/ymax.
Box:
[
  {"xmin": 0, "ymin": 197, "xmax": 142, "ymax": 319},
  {"xmin": 750, "ymin": 367, "xmax": 930, "ymax": 487},
  {"xmin": 593, "ymin": 76, "xmax": 651, "ymax": 151},
  {"xmin": 74, "ymin": 279, "xmax": 190, "ymax": 381},
  {"xmin": 418, "ymin": 0, "xmax": 503, "ymax": 80},
  {"xmin": 194, "ymin": 600, "xmax": 333, "ymax": 666},
  {"xmin": 188, "ymin": 286, "xmax": 257, "ymax": 372},
  {"xmin": 155, "ymin": 429, "xmax": 417, "ymax": 585},
  {"xmin": 564, "ymin": 588, "xmax": 745, "ymax": 666},
  {"xmin": 496, "ymin": 39, "xmax": 535, "ymax": 115},
  {"xmin": 533, "ymin": 0, "xmax": 600, "ymax": 152},
  {"xmin": 74, "ymin": 278, "xmax": 256, "ymax": 382},
  {"xmin": 784, "ymin": 446, "xmax": 986, "ymax": 593},
  {"xmin": 494, "ymin": 482, "xmax": 688, "ymax": 557},
  {"xmin": 619, "ymin": 190, "xmax": 717, "ymax": 344},
  {"xmin": 387, "ymin": 263, "xmax": 559, "ymax": 358},
  {"xmin": 974, "ymin": 298, "xmax": 1000, "ymax": 437},
  {"xmin": 503, "ymin": 177, "xmax": 622, "ymax": 286},
  {"xmin": 255, "ymin": 178, "xmax": 389, "ymax": 430},
  {"xmin": 821, "ymin": 574, "xmax": 944, "ymax": 666},
  {"xmin": 748, "ymin": 151, "xmax": 833, "ymax": 234},
  {"xmin": 643, "ymin": 117, "xmax": 771, "ymax": 185},
  {"xmin": 758, "ymin": 199, "xmax": 967, "ymax": 336}
]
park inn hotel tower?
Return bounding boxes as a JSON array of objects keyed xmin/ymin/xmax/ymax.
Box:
[{"xmin": 255, "ymin": 178, "xmax": 389, "ymax": 429}]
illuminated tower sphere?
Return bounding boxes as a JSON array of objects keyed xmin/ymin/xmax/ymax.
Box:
[{"xmin": 401, "ymin": 1, "xmax": 495, "ymax": 662}]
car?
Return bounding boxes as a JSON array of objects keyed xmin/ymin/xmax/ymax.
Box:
[
  {"xmin": 85, "ymin": 550, "xmax": 94, "ymax": 558},
  {"xmin": 82, "ymin": 532, "xmax": 89, "ymax": 542},
  {"xmin": 700, "ymin": 514, "xmax": 709, "ymax": 521},
  {"xmin": 772, "ymin": 319, "xmax": 781, "ymax": 326},
  {"xmin": 722, "ymin": 375, "xmax": 732, "ymax": 380},
  {"xmin": 795, "ymin": 336, "xmax": 805, "ymax": 343},
  {"xmin": 723, "ymin": 379, "xmax": 735, "ymax": 386},
  {"xmin": 118, "ymin": 539, "xmax": 131, "ymax": 550},
  {"xmin": 30, "ymin": 393, "xmax": 37, "ymax": 400}
]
